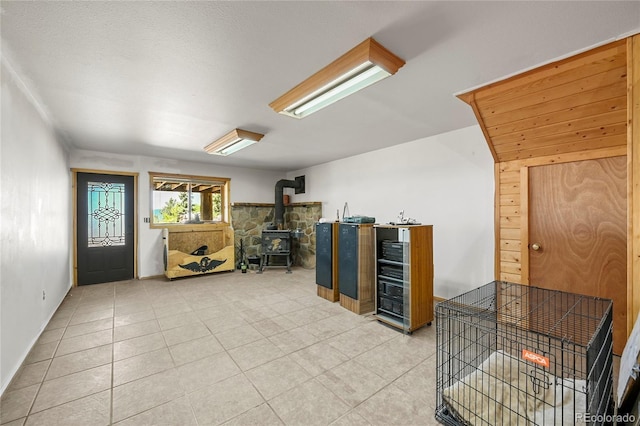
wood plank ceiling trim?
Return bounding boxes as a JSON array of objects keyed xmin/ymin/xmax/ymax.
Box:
[{"xmin": 458, "ymin": 40, "xmax": 628, "ymax": 163}]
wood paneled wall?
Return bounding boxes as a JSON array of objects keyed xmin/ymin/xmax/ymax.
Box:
[
  {"xmin": 460, "ymin": 36, "xmax": 640, "ymax": 336},
  {"xmin": 629, "ymin": 35, "xmax": 640, "ymax": 333},
  {"xmin": 485, "ymin": 40, "xmax": 629, "ymax": 284},
  {"xmin": 460, "ymin": 40, "xmax": 628, "ymax": 163},
  {"xmin": 496, "ymin": 148, "xmax": 627, "ymax": 283}
]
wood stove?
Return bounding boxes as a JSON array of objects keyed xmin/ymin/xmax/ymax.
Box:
[{"xmin": 258, "ymin": 230, "xmax": 292, "ymax": 273}]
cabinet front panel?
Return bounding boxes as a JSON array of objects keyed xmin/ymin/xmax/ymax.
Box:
[
  {"xmin": 316, "ymin": 223, "xmax": 333, "ymax": 289},
  {"xmin": 338, "ymin": 224, "xmax": 359, "ymax": 299}
]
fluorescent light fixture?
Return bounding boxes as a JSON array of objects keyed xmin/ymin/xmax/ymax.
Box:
[
  {"xmin": 269, "ymin": 38, "xmax": 405, "ymax": 119},
  {"xmin": 204, "ymin": 129, "xmax": 264, "ymax": 156}
]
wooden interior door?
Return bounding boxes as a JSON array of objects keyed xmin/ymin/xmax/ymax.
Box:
[{"xmin": 529, "ymin": 156, "xmax": 627, "ymax": 354}]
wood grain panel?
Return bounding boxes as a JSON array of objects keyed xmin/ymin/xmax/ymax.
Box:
[
  {"xmin": 499, "ymin": 194, "xmax": 520, "ymax": 206},
  {"xmin": 488, "ymin": 96, "xmax": 627, "ymax": 137},
  {"xmin": 500, "ymin": 162, "xmax": 524, "ymax": 173},
  {"xmin": 479, "ymin": 67, "xmax": 626, "ymax": 118},
  {"xmin": 500, "ymin": 205, "xmax": 521, "ymax": 217},
  {"xmin": 340, "ymin": 224, "xmax": 375, "ymax": 315},
  {"xmin": 471, "ymin": 40, "xmax": 626, "ymax": 102},
  {"xmin": 503, "ymin": 146, "xmax": 627, "ymax": 169},
  {"xmin": 500, "ymin": 171, "xmax": 521, "ymax": 184},
  {"xmin": 500, "ymin": 272, "xmax": 522, "ymax": 283},
  {"xmin": 500, "ymin": 251, "xmax": 521, "ymax": 263},
  {"xmin": 529, "ymin": 157, "xmax": 627, "ymax": 354},
  {"xmin": 499, "ymin": 182, "xmax": 520, "ymax": 195},
  {"xmin": 168, "ymin": 229, "xmax": 225, "ymax": 253},
  {"xmin": 494, "ymin": 164, "xmax": 501, "ymax": 280},
  {"xmin": 317, "ymin": 285, "xmax": 339, "ymax": 302},
  {"xmin": 478, "ymin": 51, "xmax": 626, "ymax": 105},
  {"xmin": 494, "ymin": 122, "xmax": 627, "ymax": 151},
  {"xmin": 358, "ymin": 225, "xmax": 375, "ymax": 313},
  {"xmin": 470, "ymin": 96, "xmax": 499, "ymax": 162},
  {"xmin": 500, "ymin": 239, "xmax": 522, "ymax": 252},
  {"xmin": 482, "ymin": 83, "xmax": 627, "ymax": 128},
  {"xmin": 497, "ymin": 160, "xmax": 523, "ymax": 282},
  {"xmin": 492, "ymin": 109, "xmax": 626, "ymax": 146},
  {"xmin": 500, "ymin": 215, "xmax": 520, "ymax": 229},
  {"xmin": 409, "ymin": 225, "xmax": 434, "ymax": 329},
  {"xmin": 500, "ymin": 228, "xmax": 520, "ymax": 241},
  {"xmin": 499, "ymin": 133, "xmax": 626, "ymax": 162},
  {"xmin": 500, "ymin": 262, "xmax": 522, "ymax": 275},
  {"xmin": 630, "ymin": 34, "xmax": 640, "ymax": 335},
  {"xmin": 519, "ymin": 168, "xmax": 530, "ymax": 285}
]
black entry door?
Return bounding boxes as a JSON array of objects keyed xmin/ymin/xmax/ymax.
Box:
[{"xmin": 77, "ymin": 172, "xmax": 134, "ymax": 285}]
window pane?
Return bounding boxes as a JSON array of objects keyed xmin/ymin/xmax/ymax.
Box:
[
  {"xmin": 151, "ymin": 176, "xmax": 226, "ymax": 224},
  {"xmin": 88, "ymin": 181, "xmax": 126, "ymax": 247},
  {"xmin": 152, "ymin": 188, "xmax": 189, "ymax": 223}
]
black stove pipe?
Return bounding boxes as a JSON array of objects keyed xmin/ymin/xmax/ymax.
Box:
[{"xmin": 274, "ymin": 176, "xmax": 305, "ymax": 229}]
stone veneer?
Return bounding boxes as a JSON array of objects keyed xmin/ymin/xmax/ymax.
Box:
[{"xmin": 231, "ymin": 202, "xmax": 322, "ymax": 268}]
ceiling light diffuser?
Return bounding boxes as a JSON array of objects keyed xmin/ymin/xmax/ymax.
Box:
[
  {"xmin": 204, "ymin": 129, "xmax": 264, "ymax": 156},
  {"xmin": 269, "ymin": 38, "xmax": 405, "ymax": 119}
]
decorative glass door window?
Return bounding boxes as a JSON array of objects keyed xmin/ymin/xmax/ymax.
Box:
[{"xmin": 87, "ymin": 181, "xmax": 126, "ymax": 247}]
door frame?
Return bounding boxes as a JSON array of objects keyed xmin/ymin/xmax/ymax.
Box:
[
  {"xmin": 72, "ymin": 168, "xmax": 139, "ymax": 286},
  {"xmin": 493, "ymin": 146, "xmax": 633, "ymax": 335}
]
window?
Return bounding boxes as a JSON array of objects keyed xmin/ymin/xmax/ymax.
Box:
[{"xmin": 149, "ymin": 172, "xmax": 230, "ymax": 226}]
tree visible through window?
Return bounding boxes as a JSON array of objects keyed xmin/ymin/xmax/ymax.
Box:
[{"xmin": 149, "ymin": 173, "xmax": 229, "ymax": 225}]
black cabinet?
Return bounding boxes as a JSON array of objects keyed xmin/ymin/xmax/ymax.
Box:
[
  {"xmin": 316, "ymin": 222, "xmax": 334, "ymax": 289},
  {"xmin": 338, "ymin": 224, "xmax": 359, "ymax": 299}
]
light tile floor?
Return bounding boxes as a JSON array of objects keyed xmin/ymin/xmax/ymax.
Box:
[{"xmin": 1, "ymin": 268, "xmax": 440, "ymax": 426}]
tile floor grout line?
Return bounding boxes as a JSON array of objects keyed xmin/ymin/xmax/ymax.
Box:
[
  {"xmin": 109, "ymin": 284, "xmax": 115, "ymax": 426},
  {"xmin": 239, "ymin": 369, "xmax": 284, "ymax": 423},
  {"xmin": 17, "ymin": 289, "xmax": 80, "ymax": 424},
  {"xmin": 15, "ymin": 288, "xmax": 104, "ymax": 422},
  {"xmin": 308, "ymin": 374, "xmax": 356, "ymax": 424},
  {"xmin": 8, "ymin": 269, "xmax": 442, "ymax": 425}
]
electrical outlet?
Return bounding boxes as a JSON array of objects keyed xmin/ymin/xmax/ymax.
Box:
[
  {"xmin": 144, "ymin": 217, "xmax": 150, "ymax": 223},
  {"xmin": 42, "ymin": 290, "xmax": 46, "ymax": 300}
]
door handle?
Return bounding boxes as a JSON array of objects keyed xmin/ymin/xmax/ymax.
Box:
[{"xmin": 531, "ymin": 243, "xmax": 541, "ymax": 251}]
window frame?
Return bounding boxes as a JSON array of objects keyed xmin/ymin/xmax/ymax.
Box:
[{"xmin": 148, "ymin": 171, "xmax": 230, "ymax": 229}]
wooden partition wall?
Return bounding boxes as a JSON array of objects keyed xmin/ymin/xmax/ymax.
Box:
[{"xmin": 458, "ymin": 35, "xmax": 640, "ymax": 342}]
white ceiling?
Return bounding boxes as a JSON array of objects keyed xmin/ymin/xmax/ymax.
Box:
[{"xmin": 2, "ymin": 1, "xmax": 639, "ymax": 171}]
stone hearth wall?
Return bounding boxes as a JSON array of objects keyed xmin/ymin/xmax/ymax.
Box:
[{"xmin": 231, "ymin": 202, "xmax": 322, "ymax": 268}]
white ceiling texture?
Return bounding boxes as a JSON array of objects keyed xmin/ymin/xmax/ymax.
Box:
[{"xmin": 2, "ymin": 1, "xmax": 639, "ymax": 171}]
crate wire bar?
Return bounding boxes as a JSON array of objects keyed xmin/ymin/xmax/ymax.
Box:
[{"xmin": 435, "ymin": 281, "xmax": 613, "ymax": 425}]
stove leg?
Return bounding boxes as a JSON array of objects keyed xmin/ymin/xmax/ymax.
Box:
[
  {"xmin": 286, "ymin": 254, "xmax": 292, "ymax": 274},
  {"xmin": 257, "ymin": 254, "xmax": 266, "ymax": 274}
]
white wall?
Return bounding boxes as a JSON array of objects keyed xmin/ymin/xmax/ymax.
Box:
[
  {"xmin": 69, "ymin": 150, "xmax": 286, "ymax": 277},
  {"xmin": 1, "ymin": 61, "xmax": 72, "ymax": 393},
  {"xmin": 287, "ymin": 125, "xmax": 495, "ymax": 299}
]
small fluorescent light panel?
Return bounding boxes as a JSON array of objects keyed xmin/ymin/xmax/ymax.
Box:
[
  {"xmin": 204, "ymin": 129, "xmax": 264, "ymax": 156},
  {"xmin": 269, "ymin": 38, "xmax": 405, "ymax": 119}
]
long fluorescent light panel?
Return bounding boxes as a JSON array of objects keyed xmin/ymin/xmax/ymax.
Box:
[
  {"xmin": 204, "ymin": 129, "xmax": 264, "ymax": 156},
  {"xmin": 269, "ymin": 38, "xmax": 405, "ymax": 119}
]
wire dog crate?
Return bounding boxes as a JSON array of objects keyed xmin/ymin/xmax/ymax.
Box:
[{"xmin": 436, "ymin": 281, "xmax": 613, "ymax": 425}]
